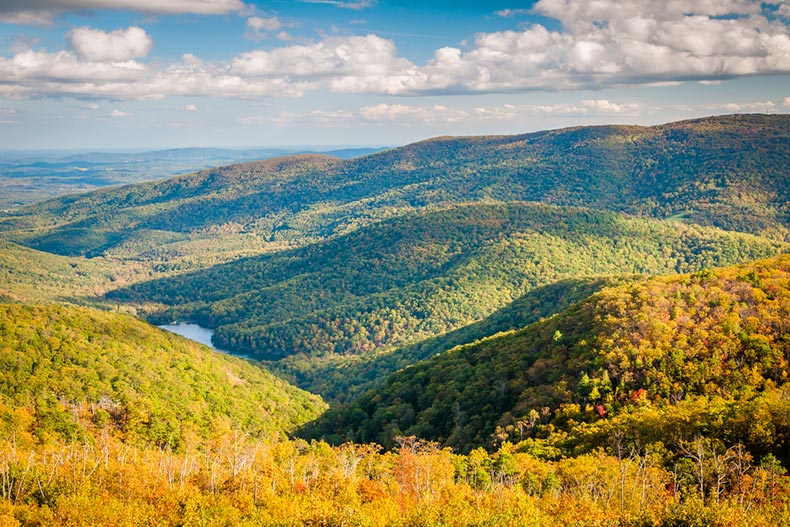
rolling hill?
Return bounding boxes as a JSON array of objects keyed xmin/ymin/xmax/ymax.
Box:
[
  {"xmin": 304, "ymin": 255, "xmax": 790, "ymax": 466},
  {"xmin": 0, "ymin": 303, "xmax": 326, "ymax": 446},
  {"xmin": 275, "ymin": 276, "xmax": 623, "ymax": 403},
  {"xmin": 107, "ymin": 202, "xmax": 787, "ymax": 374},
  {"xmin": 1, "ymin": 114, "xmax": 788, "ymax": 275},
  {"xmin": 0, "ymin": 115, "xmax": 788, "ymax": 525}
]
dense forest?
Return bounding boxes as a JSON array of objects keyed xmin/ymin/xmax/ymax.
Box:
[
  {"xmin": 0, "ymin": 115, "xmax": 789, "ymax": 525},
  {"xmin": 0, "ymin": 302, "xmax": 787, "ymax": 526},
  {"xmin": 109, "ymin": 202, "xmax": 787, "ymax": 370},
  {"xmin": 1, "ymin": 115, "xmax": 788, "ymax": 274},
  {"xmin": 305, "ymin": 256, "xmax": 790, "ymax": 464},
  {"xmin": 276, "ymin": 277, "xmax": 624, "ymax": 403},
  {"xmin": 0, "ymin": 304, "xmax": 325, "ymax": 445}
]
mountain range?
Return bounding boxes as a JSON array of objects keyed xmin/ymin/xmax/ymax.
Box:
[{"xmin": 0, "ymin": 114, "xmax": 788, "ymax": 476}]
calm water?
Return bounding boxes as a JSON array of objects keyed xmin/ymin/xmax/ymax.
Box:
[
  {"xmin": 159, "ymin": 323, "xmax": 218, "ymax": 348},
  {"xmin": 159, "ymin": 323, "xmax": 256, "ymax": 360},
  {"xmin": 159, "ymin": 322, "xmax": 260, "ymax": 360}
]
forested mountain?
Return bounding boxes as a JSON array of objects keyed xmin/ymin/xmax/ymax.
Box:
[
  {"xmin": 1, "ymin": 115, "xmax": 788, "ymax": 275},
  {"xmin": 0, "ymin": 146, "xmax": 386, "ymax": 209},
  {"xmin": 108, "ymin": 202, "xmax": 786, "ymax": 371},
  {"xmin": 277, "ymin": 277, "xmax": 623, "ymax": 403},
  {"xmin": 305, "ymin": 255, "xmax": 790, "ymax": 467},
  {"xmin": 0, "ymin": 116, "xmax": 789, "ymax": 526},
  {"xmin": 0, "ymin": 304, "xmax": 326, "ymax": 446}
]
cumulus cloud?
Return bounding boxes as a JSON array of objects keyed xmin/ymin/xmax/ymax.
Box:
[
  {"xmin": 415, "ymin": 2, "xmax": 790, "ymax": 92},
  {"xmin": 245, "ymin": 16, "xmax": 295, "ymax": 40},
  {"xmin": 495, "ymin": 8, "xmax": 531, "ymax": 17},
  {"xmin": 68, "ymin": 26, "xmax": 152, "ymax": 62},
  {"xmin": 2, "ymin": 2, "xmax": 790, "ymax": 101},
  {"xmin": 0, "ymin": 34, "xmax": 306, "ymax": 100},
  {"xmin": 230, "ymin": 34, "xmax": 423, "ymax": 94},
  {"xmin": 178, "ymin": 104, "xmax": 199, "ymax": 111},
  {"xmin": 0, "ymin": 0, "xmax": 247, "ymax": 25},
  {"xmin": 247, "ymin": 16, "xmax": 282, "ymax": 32},
  {"xmin": 110, "ymin": 109, "xmax": 131, "ymax": 117}
]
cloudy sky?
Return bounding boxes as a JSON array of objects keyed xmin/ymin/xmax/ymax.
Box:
[{"xmin": 1, "ymin": 0, "xmax": 789, "ymax": 150}]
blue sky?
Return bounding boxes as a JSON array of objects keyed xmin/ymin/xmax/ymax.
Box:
[{"xmin": 0, "ymin": 0, "xmax": 789, "ymax": 150}]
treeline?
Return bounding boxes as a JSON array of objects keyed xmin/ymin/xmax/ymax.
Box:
[
  {"xmin": 305, "ymin": 255, "xmax": 790, "ymax": 467},
  {"xmin": 112, "ymin": 203, "xmax": 787, "ymax": 370}
]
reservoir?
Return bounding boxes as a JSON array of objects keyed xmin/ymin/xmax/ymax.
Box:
[{"xmin": 158, "ymin": 323, "xmax": 254, "ymax": 360}]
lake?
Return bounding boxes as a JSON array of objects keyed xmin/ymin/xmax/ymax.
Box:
[{"xmin": 158, "ymin": 322, "xmax": 254, "ymax": 360}]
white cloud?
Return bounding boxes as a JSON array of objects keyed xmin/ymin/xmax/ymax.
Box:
[
  {"xmin": 360, "ymin": 103, "xmax": 467, "ymax": 123},
  {"xmin": 784, "ymin": 96, "xmax": 790, "ymax": 106},
  {"xmin": 0, "ymin": 48, "xmax": 148, "ymax": 86},
  {"xmin": 703, "ymin": 100, "xmax": 778, "ymax": 112},
  {"xmin": 0, "ymin": 0, "xmax": 247, "ymax": 25},
  {"xmin": 68, "ymin": 26, "xmax": 152, "ymax": 62},
  {"xmin": 495, "ymin": 8, "xmax": 531, "ymax": 17},
  {"xmin": 110, "ymin": 109, "xmax": 131, "ymax": 117},
  {"xmin": 300, "ymin": 0, "xmax": 377, "ymax": 10},
  {"xmin": 360, "ymin": 99, "xmax": 648, "ymax": 125},
  {"xmin": 0, "ymin": 41, "xmax": 305, "ymax": 100},
  {"xmin": 178, "ymin": 104, "xmax": 198, "ymax": 111},
  {"xmin": 230, "ymin": 34, "xmax": 423, "ymax": 94},
  {"xmin": 245, "ymin": 16, "xmax": 296, "ymax": 41},
  {"xmin": 414, "ymin": 5, "xmax": 790, "ymax": 93},
  {"xmin": 247, "ymin": 16, "xmax": 282, "ymax": 32},
  {"xmin": 2, "ymin": 2, "xmax": 790, "ymax": 101}
]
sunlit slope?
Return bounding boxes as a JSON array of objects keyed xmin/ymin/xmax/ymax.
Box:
[
  {"xmin": 305, "ymin": 255, "xmax": 790, "ymax": 466},
  {"xmin": 2, "ymin": 114, "xmax": 788, "ymax": 271},
  {"xmin": 109, "ymin": 202, "xmax": 787, "ymax": 365},
  {"xmin": 0, "ymin": 304, "xmax": 327, "ymax": 444},
  {"xmin": 275, "ymin": 276, "xmax": 624, "ymax": 403}
]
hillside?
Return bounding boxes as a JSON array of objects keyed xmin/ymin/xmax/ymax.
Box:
[
  {"xmin": 304, "ymin": 255, "xmax": 790, "ymax": 466},
  {"xmin": 1, "ymin": 115, "xmax": 788, "ymax": 276},
  {"xmin": 0, "ymin": 240, "xmax": 157, "ymax": 304},
  {"xmin": 0, "ymin": 304, "xmax": 326, "ymax": 446},
  {"xmin": 108, "ymin": 202, "xmax": 787, "ymax": 370},
  {"xmin": 276, "ymin": 277, "xmax": 623, "ymax": 402}
]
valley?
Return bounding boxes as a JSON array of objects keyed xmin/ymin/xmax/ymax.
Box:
[{"xmin": 0, "ymin": 115, "xmax": 788, "ymax": 526}]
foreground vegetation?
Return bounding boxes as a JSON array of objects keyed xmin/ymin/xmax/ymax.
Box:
[
  {"xmin": 0, "ymin": 429, "xmax": 787, "ymax": 527},
  {"xmin": 0, "ymin": 261, "xmax": 786, "ymax": 526}
]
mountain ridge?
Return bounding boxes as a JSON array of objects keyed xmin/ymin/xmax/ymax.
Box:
[
  {"xmin": 2, "ymin": 114, "xmax": 788, "ymax": 260},
  {"xmin": 303, "ymin": 254, "xmax": 790, "ymax": 465}
]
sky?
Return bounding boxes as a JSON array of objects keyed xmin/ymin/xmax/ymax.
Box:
[{"xmin": 0, "ymin": 0, "xmax": 789, "ymax": 150}]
